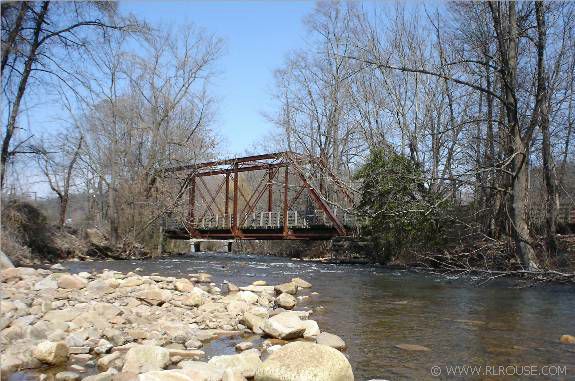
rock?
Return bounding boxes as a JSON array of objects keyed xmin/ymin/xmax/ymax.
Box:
[
  {"xmin": 69, "ymin": 347, "xmax": 91, "ymax": 354},
  {"xmin": 300, "ymin": 320, "xmax": 320, "ymax": 338},
  {"xmin": 184, "ymin": 339, "xmax": 203, "ymax": 350},
  {"xmin": 97, "ymin": 352, "xmax": 123, "ymax": 371},
  {"xmin": 254, "ymin": 342, "xmax": 353, "ymax": 381},
  {"xmin": 223, "ymin": 369, "xmax": 247, "ymax": 381},
  {"xmin": 261, "ymin": 312, "xmax": 305, "ymax": 340},
  {"xmin": 227, "ymin": 283, "xmax": 240, "ymax": 293},
  {"xmin": 291, "ymin": 278, "xmax": 312, "ymax": 288},
  {"xmin": 51, "ymin": 263, "xmax": 67, "ymax": 270},
  {"xmin": 227, "ymin": 301, "xmax": 250, "ymax": 316},
  {"xmin": 197, "ymin": 273, "xmax": 212, "ymax": 283},
  {"xmin": 81, "ymin": 369, "xmax": 118, "ymax": 381},
  {"xmin": 33, "ymin": 341, "xmax": 69, "ymax": 365},
  {"xmin": 140, "ymin": 368, "xmax": 217, "ymax": 381},
  {"xmin": 120, "ymin": 277, "xmax": 144, "ymax": 288},
  {"xmin": 262, "ymin": 339, "xmax": 288, "ymax": 349},
  {"xmin": 208, "ymin": 351, "xmax": 262, "ymax": 378},
  {"xmin": 70, "ymin": 364, "xmax": 86, "ymax": 372},
  {"xmin": 95, "ymin": 339, "xmax": 113, "ymax": 354},
  {"xmin": 58, "ymin": 275, "xmax": 88, "ymax": 289},
  {"xmin": 237, "ymin": 291, "xmax": 259, "ymax": 304},
  {"xmin": 182, "ymin": 288, "xmax": 209, "ymax": 307},
  {"xmin": 0, "ymin": 267, "xmax": 21, "ymax": 282},
  {"xmin": 0, "ymin": 251, "xmax": 15, "ymax": 270},
  {"xmin": 136, "ymin": 289, "xmax": 172, "ymax": 306},
  {"xmin": 34, "ymin": 277, "xmax": 58, "ymax": 290},
  {"xmin": 110, "ymin": 372, "xmax": 136, "ymax": 381},
  {"xmin": 276, "ymin": 293, "xmax": 296, "ymax": 310},
  {"xmin": 240, "ymin": 312, "xmax": 265, "ymax": 334},
  {"xmin": 44, "ymin": 308, "xmax": 82, "ymax": 323},
  {"xmin": 167, "ymin": 349, "xmax": 204, "ymax": 361},
  {"xmin": 1, "ymin": 350, "xmax": 42, "ymax": 374},
  {"xmin": 128, "ymin": 328, "xmax": 149, "ymax": 340},
  {"xmin": 178, "ymin": 361, "xmax": 224, "ymax": 380},
  {"xmin": 122, "ymin": 345, "xmax": 171, "ymax": 373},
  {"xmin": 316, "ymin": 332, "xmax": 346, "ymax": 351},
  {"xmin": 252, "ymin": 280, "xmax": 267, "ymax": 286},
  {"xmin": 395, "ymin": 344, "xmax": 431, "ymax": 352},
  {"xmin": 235, "ymin": 342, "xmax": 254, "ymax": 352},
  {"xmin": 239, "ymin": 285, "xmax": 275, "ymax": 294},
  {"xmin": 266, "ymin": 345, "xmax": 282, "ymax": 354},
  {"xmin": 560, "ymin": 334, "xmax": 575, "ymax": 344},
  {"xmin": 274, "ymin": 283, "xmax": 297, "ymax": 295},
  {"xmin": 55, "ymin": 371, "xmax": 80, "ymax": 381},
  {"xmin": 175, "ymin": 280, "xmax": 194, "ymax": 292}
]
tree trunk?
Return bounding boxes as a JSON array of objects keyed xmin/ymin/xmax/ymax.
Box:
[
  {"xmin": 1, "ymin": 1, "xmax": 28, "ymax": 75},
  {"xmin": 59, "ymin": 195, "xmax": 68, "ymax": 228},
  {"xmin": 490, "ymin": 1, "xmax": 538, "ymax": 269},
  {"xmin": 536, "ymin": 1, "xmax": 559, "ymax": 258},
  {"xmin": 1, "ymin": 1, "xmax": 49, "ymax": 188}
]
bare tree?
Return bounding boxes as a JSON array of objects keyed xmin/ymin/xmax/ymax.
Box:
[
  {"xmin": 1, "ymin": 2, "xmax": 131, "ymax": 188},
  {"xmin": 34, "ymin": 130, "xmax": 83, "ymax": 228}
]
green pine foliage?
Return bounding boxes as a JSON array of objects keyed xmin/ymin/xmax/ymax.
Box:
[{"xmin": 355, "ymin": 148, "xmax": 449, "ymax": 262}]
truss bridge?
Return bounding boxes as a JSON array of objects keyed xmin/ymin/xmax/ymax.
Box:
[{"xmin": 160, "ymin": 152, "xmax": 360, "ymax": 240}]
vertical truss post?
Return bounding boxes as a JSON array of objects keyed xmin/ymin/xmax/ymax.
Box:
[
  {"xmin": 283, "ymin": 165, "xmax": 289, "ymax": 236},
  {"xmin": 225, "ymin": 173, "xmax": 230, "ymax": 223},
  {"xmin": 188, "ymin": 175, "xmax": 196, "ymax": 232},
  {"xmin": 268, "ymin": 165, "xmax": 273, "ymax": 212},
  {"xmin": 232, "ymin": 163, "xmax": 239, "ymax": 236}
]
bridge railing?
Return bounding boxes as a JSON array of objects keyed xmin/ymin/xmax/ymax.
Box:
[{"xmin": 164, "ymin": 209, "xmax": 364, "ymax": 231}]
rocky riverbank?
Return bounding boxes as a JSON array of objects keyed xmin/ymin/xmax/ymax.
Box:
[{"xmin": 1, "ymin": 265, "xmax": 354, "ymax": 381}]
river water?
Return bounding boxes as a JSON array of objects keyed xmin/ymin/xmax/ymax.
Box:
[{"xmin": 66, "ymin": 252, "xmax": 575, "ymax": 380}]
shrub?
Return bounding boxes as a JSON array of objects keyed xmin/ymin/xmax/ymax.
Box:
[{"xmin": 355, "ymin": 148, "xmax": 449, "ymax": 262}]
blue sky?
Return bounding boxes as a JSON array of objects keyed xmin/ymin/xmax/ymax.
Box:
[{"xmin": 121, "ymin": 1, "xmax": 316, "ymax": 156}]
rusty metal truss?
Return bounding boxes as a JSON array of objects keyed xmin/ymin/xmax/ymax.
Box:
[{"xmin": 161, "ymin": 152, "xmax": 360, "ymax": 240}]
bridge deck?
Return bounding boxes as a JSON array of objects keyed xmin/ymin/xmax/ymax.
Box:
[{"xmin": 164, "ymin": 210, "xmax": 360, "ymax": 240}]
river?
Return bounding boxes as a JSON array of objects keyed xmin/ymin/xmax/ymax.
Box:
[{"xmin": 65, "ymin": 252, "xmax": 575, "ymax": 380}]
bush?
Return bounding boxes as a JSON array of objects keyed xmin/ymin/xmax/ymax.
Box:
[{"xmin": 355, "ymin": 148, "xmax": 449, "ymax": 262}]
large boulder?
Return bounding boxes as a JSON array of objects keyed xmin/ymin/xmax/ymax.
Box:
[
  {"xmin": 291, "ymin": 278, "xmax": 311, "ymax": 289},
  {"xmin": 316, "ymin": 332, "xmax": 346, "ymax": 351},
  {"xmin": 140, "ymin": 367, "xmax": 221, "ymax": 381},
  {"xmin": 237, "ymin": 291, "xmax": 259, "ymax": 304},
  {"xmin": 255, "ymin": 342, "xmax": 353, "ymax": 381},
  {"xmin": 178, "ymin": 361, "xmax": 224, "ymax": 380},
  {"xmin": 300, "ymin": 320, "xmax": 320, "ymax": 338},
  {"xmin": 182, "ymin": 287, "xmax": 209, "ymax": 307},
  {"xmin": 240, "ymin": 312, "xmax": 265, "ymax": 334},
  {"xmin": 274, "ymin": 283, "xmax": 297, "ymax": 296},
  {"xmin": 208, "ymin": 351, "xmax": 262, "ymax": 378},
  {"xmin": 275, "ymin": 293, "xmax": 296, "ymax": 310},
  {"xmin": 122, "ymin": 345, "xmax": 170, "ymax": 373},
  {"xmin": 0, "ymin": 250, "xmax": 15, "ymax": 270},
  {"xmin": 32, "ymin": 341, "xmax": 69, "ymax": 365},
  {"xmin": 261, "ymin": 312, "xmax": 305, "ymax": 340}
]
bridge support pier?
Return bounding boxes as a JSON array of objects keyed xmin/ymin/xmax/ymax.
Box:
[{"xmin": 191, "ymin": 240, "xmax": 201, "ymax": 252}]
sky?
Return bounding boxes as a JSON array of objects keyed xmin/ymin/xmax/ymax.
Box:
[{"xmin": 120, "ymin": 0, "xmax": 316, "ymax": 156}]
